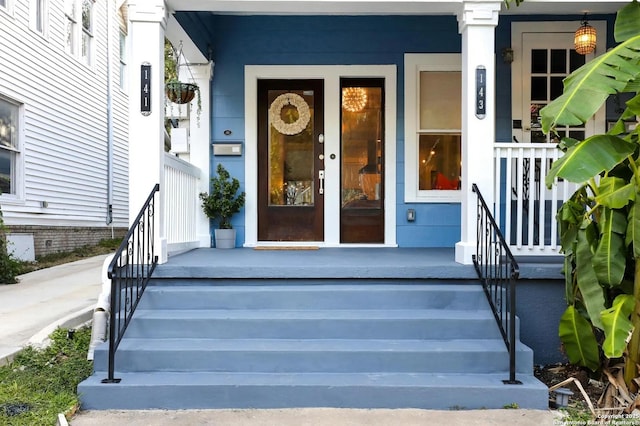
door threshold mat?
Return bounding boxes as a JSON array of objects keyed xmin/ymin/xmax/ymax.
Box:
[{"xmin": 253, "ymin": 246, "xmax": 320, "ymax": 250}]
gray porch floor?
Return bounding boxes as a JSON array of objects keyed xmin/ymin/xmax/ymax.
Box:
[{"xmin": 158, "ymin": 248, "xmax": 563, "ymax": 280}]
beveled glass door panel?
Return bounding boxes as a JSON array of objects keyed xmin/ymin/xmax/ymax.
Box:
[
  {"xmin": 267, "ymin": 90, "xmax": 315, "ymax": 207},
  {"xmin": 258, "ymin": 80, "xmax": 324, "ymax": 241},
  {"xmin": 340, "ymin": 78, "xmax": 384, "ymax": 243}
]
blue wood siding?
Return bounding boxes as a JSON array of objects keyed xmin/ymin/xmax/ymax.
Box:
[
  {"xmin": 176, "ymin": 12, "xmax": 617, "ymax": 247},
  {"xmin": 176, "ymin": 13, "xmax": 463, "ymax": 247}
]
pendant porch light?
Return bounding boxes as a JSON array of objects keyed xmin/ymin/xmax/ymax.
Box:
[{"xmin": 574, "ymin": 14, "xmax": 596, "ymax": 55}]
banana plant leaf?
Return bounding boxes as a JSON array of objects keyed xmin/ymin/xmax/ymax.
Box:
[
  {"xmin": 595, "ymin": 177, "xmax": 635, "ymax": 209},
  {"xmin": 540, "ymin": 0, "xmax": 640, "ymax": 133},
  {"xmin": 615, "ymin": 1, "xmax": 640, "ymax": 43},
  {"xmin": 627, "ymin": 196, "xmax": 640, "ymax": 258},
  {"xmin": 559, "ymin": 305, "xmax": 600, "ymax": 372},
  {"xmin": 545, "ymin": 135, "xmax": 635, "ymax": 187},
  {"xmin": 558, "ymin": 195, "xmax": 587, "ymax": 255},
  {"xmin": 564, "ymin": 256, "xmax": 575, "ymax": 306},
  {"xmin": 593, "ymin": 208, "xmax": 627, "ymax": 286},
  {"xmin": 576, "ymin": 224, "xmax": 606, "ymax": 330},
  {"xmin": 601, "ymin": 294, "xmax": 635, "ymax": 359}
]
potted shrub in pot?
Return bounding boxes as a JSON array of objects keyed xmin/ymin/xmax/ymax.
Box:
[{"xmin": 199, "ymin": 164, "xmax": 246, "ymax": 249}]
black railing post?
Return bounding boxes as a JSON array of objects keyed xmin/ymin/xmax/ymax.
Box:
[
  {"xmin": 471, "ymin": 184, "xmax": 522, "ymax": 385},
  {"xmin": 102, "ymin": 184, "xmax": 159, "ymax": 384}
]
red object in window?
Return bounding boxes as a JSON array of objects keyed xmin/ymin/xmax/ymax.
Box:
[{"xmin": 434, "ymin": 172, "xmax": 459, "ymax": 190}]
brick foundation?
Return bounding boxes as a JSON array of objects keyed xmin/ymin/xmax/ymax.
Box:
[{"xmin": 6, "ymin": 225, "xmax": 127, "ymax": 258}]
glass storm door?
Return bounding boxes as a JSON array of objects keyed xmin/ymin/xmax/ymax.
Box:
[
  {"xmin": 257, "ymin": 79, "xmax": 324, "ymax": 241},
  {"xmin": 340, "ymin": 78, "xmax": 385, "ymax": 243}
]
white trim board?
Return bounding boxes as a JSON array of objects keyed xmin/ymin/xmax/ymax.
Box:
[{"xmin": 244, "ymin": 65, "xmax": 397, "ymax": 247}]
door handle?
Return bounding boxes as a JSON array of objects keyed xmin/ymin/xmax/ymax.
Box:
[{"xmin": 318, "ymin": 170, "xmax": 325, "ymax": 195}]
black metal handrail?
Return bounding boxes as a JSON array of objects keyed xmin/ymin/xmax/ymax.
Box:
[
  {"xmin": 102, "ymin": 184, "xmax": 160, "ymax": 383},
  {"xmin": 471, "ymin": 183, "xmax": 522, "ymax": 385}
]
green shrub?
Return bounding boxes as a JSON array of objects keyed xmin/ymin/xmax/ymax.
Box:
[{"xmin": 0, "ymin": 202, "xmax": 20, "ymax": 284}]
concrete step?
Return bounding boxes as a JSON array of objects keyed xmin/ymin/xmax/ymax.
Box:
[
  {"xmin": 80, "ymin": 279, "xmax": 544, "ymax": 411},
  {"xmin": 123, "ymin": 308, "xmax": 503, "ymax": 340},
  {"xmin": 92, "ymin": 337, "xmax": 534, "ymax": 374},
  {"xmin": 139, "ymin": 282, "xmax": 487, "ymax": 310},
  {"xmin": 78, "ymin": 371, "xmax": 549, "ymax": 410}
]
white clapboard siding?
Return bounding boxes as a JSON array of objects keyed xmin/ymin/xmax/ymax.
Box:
[{"xmin": 0, "ymin": 0, "xmax": 129, "ymax": 228}]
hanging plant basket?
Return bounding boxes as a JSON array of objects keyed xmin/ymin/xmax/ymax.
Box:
[{"xmin": 165, "ymin": 82, "xmax": 198, "ymax": 104}]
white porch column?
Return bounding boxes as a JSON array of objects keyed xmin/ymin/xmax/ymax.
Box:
[
  {"xmin": 455, "ymin": 0, "xmax": 501, "ymax": 265},
  {"xmin": 127, "ymin": 0, "xmax": 168, "ymax": 263},
  {"xmin": 188, "ymin": 63, "xmax": 214, "ymax": 247}
]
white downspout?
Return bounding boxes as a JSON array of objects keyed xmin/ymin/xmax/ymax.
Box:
[
  {"xmin": 106, "ymin": 0, "xmax": 114, "ymax": 226},
  {"xmin": 87, "ymin": 254, "xmax": 114, "ymax": 360}
]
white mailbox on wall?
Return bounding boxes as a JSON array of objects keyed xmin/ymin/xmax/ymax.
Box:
[{"xmin": 171, "ymin": 128, "xmax": 189, "ymax": 153}]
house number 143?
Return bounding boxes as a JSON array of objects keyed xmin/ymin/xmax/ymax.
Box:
[
  {"xmin": 475, "ymin": 66, "xmax": 486, "ymax": 120},
  {"xmin": 141, "ymin": 63, "xmax": 151, "ymax": 116}
]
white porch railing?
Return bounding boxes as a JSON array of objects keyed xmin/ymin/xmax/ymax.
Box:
[
  {"xmin": 494, "ymin": 143, "xmax": 579, "ymax": 256},
  {"xmin": 164, "ymin": 153, "xmax": 201, "ymax": 254}
]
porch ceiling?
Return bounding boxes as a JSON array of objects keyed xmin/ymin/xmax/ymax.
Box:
[{"xmin": 166, "ymin": 0, "xmax": 627, "ymax": 16}]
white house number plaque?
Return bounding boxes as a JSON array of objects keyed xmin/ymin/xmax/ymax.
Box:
[
  {"xmin": 475, "ymin": 66, "xmax": 486, "ymax": 120},
  {"xmin": 141, "ymin": 63, "xmax": 151, "ymax": 116}
]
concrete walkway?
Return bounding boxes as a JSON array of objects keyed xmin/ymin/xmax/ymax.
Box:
[
  {"xmin": 0, "ymin": 254, "xmax": 562, "ymax": 425},
  {"xmin": 70, "ymin": 407, "xmax": 561, "ymax": 425},
  {"xmin": 0, "ymin": 254, "xmax": 109, "ymax": 365}
]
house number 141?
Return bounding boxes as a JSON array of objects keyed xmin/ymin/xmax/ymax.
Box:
[
  {"xmin": 475, "ymin": 66, "xmax": 486, "ymax": 120},
  {"xmin": 141, "ymin": 63, "xmax": 151, "ymax": 116}
]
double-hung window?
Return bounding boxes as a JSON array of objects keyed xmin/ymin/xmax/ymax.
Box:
[
  {"xmin": 404, "ymin": 54, "xmax": 462, "ymax": 203},
  {"xmin": 81, "ymin": 0, "xmax": 94, "ymax": 65},
  {"xmin": 118, "ymin": 4, "xmax": 128, "ymax": 89},
  {"xmin": 0, "ymin": 98, "xmax": 20, "ymax": 196},
  {"xmin": 65, "ymin": 0, "xmax": 77, "ymax": 55},
  {"xmin": 30, "ymin": 0, "xmax": 47, "ymax": 35}
]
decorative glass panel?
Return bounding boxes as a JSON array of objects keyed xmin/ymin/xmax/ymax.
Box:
[
  {"xmin": 268, "ymin": 90, "xmax": 314, "ymax": 206},
  {"xmin": 342, "ymin": 87, "xmax": 382, "ymax": 208},
  {"xmin": 419, "ymin": 71, "xmax": 461, "ymax": 130}
]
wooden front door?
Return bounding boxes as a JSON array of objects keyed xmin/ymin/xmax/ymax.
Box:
[{"xmin": 257, "ymin": 79, "xmax": 324, "ymax": 241}]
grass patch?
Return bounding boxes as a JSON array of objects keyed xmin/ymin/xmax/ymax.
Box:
[{"xmin": 0, "ymin": 327, "xmax": 92, "ymax": 425}]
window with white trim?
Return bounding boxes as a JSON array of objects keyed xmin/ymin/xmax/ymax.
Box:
[
  {"xmin": 81, "ymin": 0, "xmax": 94, "ymax": 65},
  {"xmin": 30, "ymin": 0, "xmax": 47, "ymax": 35},
  {"xmin": 65, "ymin": 0, "xmax": 77, "ymax": 55},
  {"xmin": 0, "ymin": 97, "xmax": 20, "ymax": 196},
  {"xmin": 404, "ymin": 54, "xmax": 462, "ymax": 203},
  {"xmin": 118, "ymin": 4, "xmax": 128, "ymax": 89}
]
